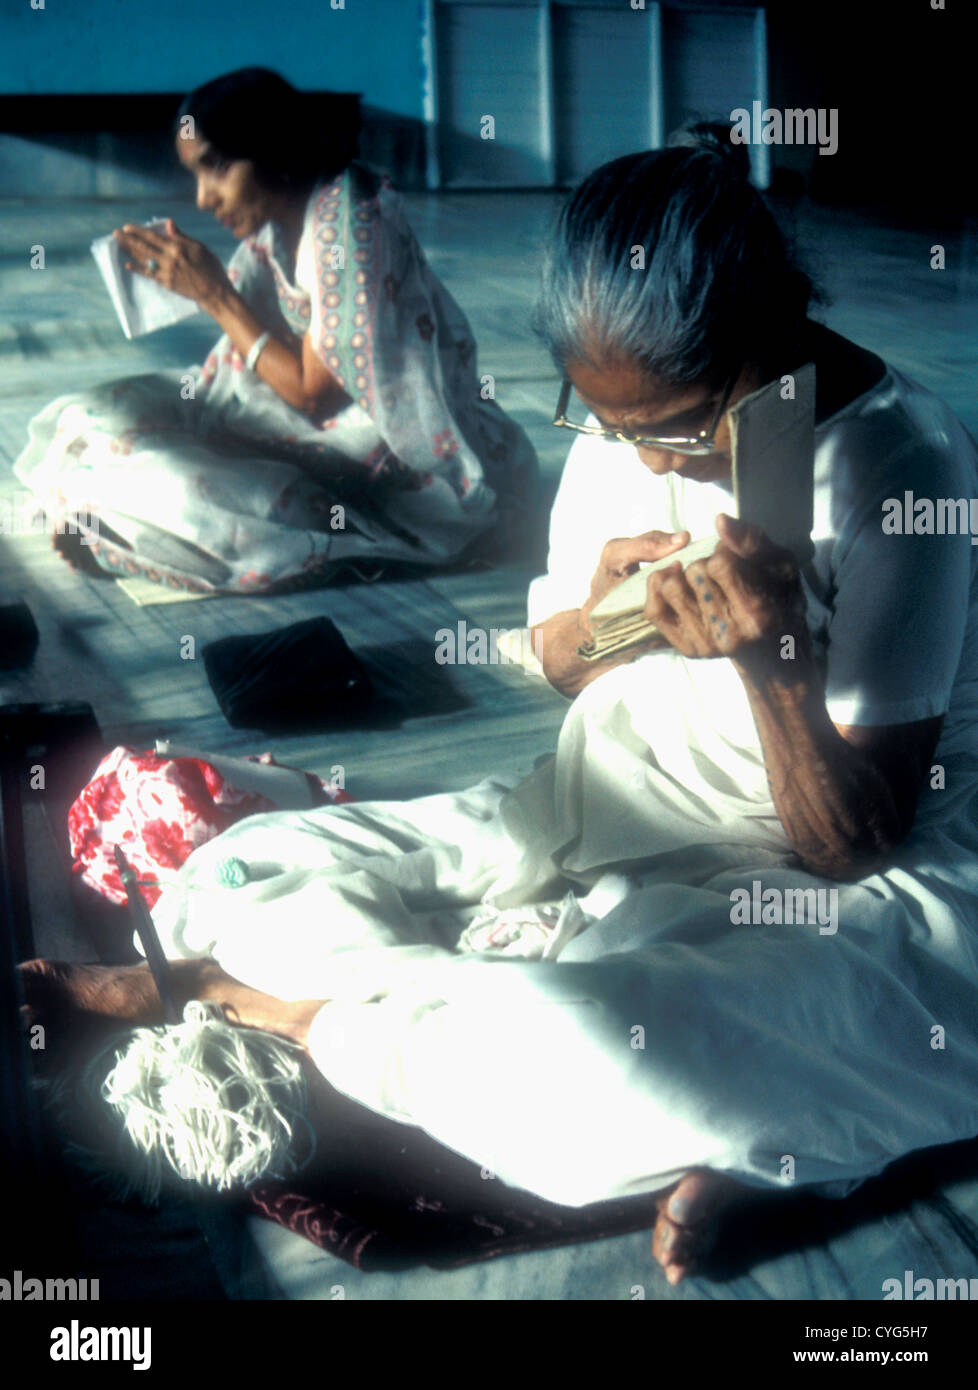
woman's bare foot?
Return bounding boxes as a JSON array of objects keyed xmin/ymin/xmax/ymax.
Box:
[
  {"xmin": 17, "ymin": 957, "xmax": 321, "ymax": 1063},
  {"xmin": 20, "ymin": 957, "xmax": 164, "ymax": 1020},
  {"xmin": 17, "ymin": 959, "xmax": 168, "ymax": 1070},
  {"xmin": 652, "ymin": 1169, "xmax": 743, "ymax": 1285}
]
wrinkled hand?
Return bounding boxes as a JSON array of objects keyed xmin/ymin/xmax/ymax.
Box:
[
  {"xmin": 581, "ymin": 529, "xmax": 691, "ymax": 638},
  {"xmin": 644, "ymin": 513, "xmax": 809, "ymax": 669},
  {"xmin": 114, "ymin": 218, "xmax": 231, "ymax": 310}
]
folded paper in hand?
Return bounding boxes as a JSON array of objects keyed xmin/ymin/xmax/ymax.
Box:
[
  {"xmin": 90, "ymin": 219, "xmax": 200, "ymax": 338},
  {"xmin": 578, "ymin": 363, "xmax": 816, "ymax": 660}
]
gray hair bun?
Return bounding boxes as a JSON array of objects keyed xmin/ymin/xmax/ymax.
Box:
[{"xmin": 667, "ymin": 120, "xmax": 752, "ymax": 181}]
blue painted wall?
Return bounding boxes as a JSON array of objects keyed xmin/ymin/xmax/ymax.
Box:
[{"xmin": 0, "ymin": 0, "xmax": 424, "ymax": 118}]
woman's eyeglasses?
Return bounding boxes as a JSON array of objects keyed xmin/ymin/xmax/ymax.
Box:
[{"xmin": 552, "ymin": 370, "xmax": 740, "ymax": 457}]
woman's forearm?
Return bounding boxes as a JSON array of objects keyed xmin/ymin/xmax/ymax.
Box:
[
  {"xmin": 201, "ymin": 283, "xmax": 343, "ymax": 417},
  {"xmin": 736, "ymin": 655, "xmax": 905, "ymax": 881},
  {"xmin": 532, "ymin": 609, "xmax": 644, "ymax": 699}
]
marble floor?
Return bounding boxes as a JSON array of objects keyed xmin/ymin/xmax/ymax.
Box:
[{"xmin": 1, "ymin": 187, "xmax": 977, "ymax": 1300}]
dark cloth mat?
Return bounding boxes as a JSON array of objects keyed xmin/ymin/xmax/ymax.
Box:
[
  {"xmin": 247, "ymin": 1078, "xmax": 654, "ymax": 1271},
  {"xmin": 0, "ymin": 600, "xmax": 40, "ymax": 670},
  {"xmin": 202, "ymin": 615, "xmax": 372, "ymax": 731},
  {"xmin": 249, "ymin": 1164, "xmax": 654, "ymax": 1273}
]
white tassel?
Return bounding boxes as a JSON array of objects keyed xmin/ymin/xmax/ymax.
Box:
[{"xmin": 85, "ymin": 1001, "xmax": 314, "ymax": 1199}]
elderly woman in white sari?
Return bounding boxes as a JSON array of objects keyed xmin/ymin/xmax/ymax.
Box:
[
  {"xmin": 20, "ymin": 125, "xmax": 978, "ymax": 1287},
  {"xmin": 14, "ymin": 68, "xmax": 537, "ymax": 593}
]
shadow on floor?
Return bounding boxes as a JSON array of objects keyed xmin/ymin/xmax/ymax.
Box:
[{"xmin": 706, "ymin": 1133, "xmax": 978, "ymax": 1285}]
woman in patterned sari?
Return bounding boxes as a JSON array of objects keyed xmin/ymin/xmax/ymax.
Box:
[{"xmin": 14, "ymin": 68, "xmax": 538, "ymax": 594}]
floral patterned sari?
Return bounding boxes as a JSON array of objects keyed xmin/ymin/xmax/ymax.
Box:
[{"xmin": 14, "ymin": 163, "xmax": 537, "ymax": 594}]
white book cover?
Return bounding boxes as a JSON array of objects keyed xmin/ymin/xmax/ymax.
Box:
[{"xmin": 90, "ymin": 219, "xmax": 200, "ymax": 339}]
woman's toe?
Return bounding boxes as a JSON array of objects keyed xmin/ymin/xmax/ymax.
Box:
[{"xmin": 651, "ymin": 1170, "xmax": 739, "ymax": 1282}]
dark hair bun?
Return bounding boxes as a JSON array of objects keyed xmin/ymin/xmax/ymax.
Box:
[
  {"xmin": 178, "ymin": 68, "xmax": 359, "ymax": 190},
  {"xmin": 667, "ymin": 120, "xmax": 752, "ymax": 181}
]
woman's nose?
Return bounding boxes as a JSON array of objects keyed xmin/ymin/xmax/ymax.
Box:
[
  {"xmin": 195, "ymin": 177, "xmax": 217, "ymax": 213},
  {"xmin": 635, "ymin": 446, "xmax": 686, "ymax": 475}
]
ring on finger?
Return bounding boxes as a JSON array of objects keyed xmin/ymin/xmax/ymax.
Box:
[{"xmin": 145, "ymin": 257, "xmax": 160, "ymax": 274}]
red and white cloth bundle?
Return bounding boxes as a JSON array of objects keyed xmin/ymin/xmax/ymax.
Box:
[{"xmin": 69, "ymin": 745, "xmax": 349, "ymax": 909}]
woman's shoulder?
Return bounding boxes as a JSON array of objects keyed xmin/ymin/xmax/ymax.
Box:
[
  {"xmin": 308, "ymin": 161, "xmax": 388, "ymax": 205},
  {"xmin": 815, "ymin": 361, "xmax": 978, "ymax": 515},
  {"xmin": 810, "ymin": 331, "xmax": 887, "ymax": 427},
  {"xmin": 348, "ymin": 160, "xmax": 387, "ymax": 200},
  {"xmin": 819, "ymin": 360, "xmax": 972, "ymax": 450},
  {"xmin": 811, "ymin": 330, "xmax": 973, "ymax": 464}
]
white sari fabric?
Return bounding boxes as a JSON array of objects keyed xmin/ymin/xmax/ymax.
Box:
[
  {"xmin": 13, "ymin": 165, "xmax": 536, "ymax": 594},
  {"xmin": 148, "ymin": 364, "xmax": 978, "ymax": 1209}
]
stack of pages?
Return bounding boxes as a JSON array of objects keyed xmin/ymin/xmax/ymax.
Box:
[
  {"xmin": 579, "ymin": 363, "xmax": 816, "ymax": 660},
  {"xmin": 578, "ymin": 536, "xmax": 719, "ymax": 659},
  {"xmin": 91, "ymin": 219, "xmax": 200, "ymax": 339}
]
